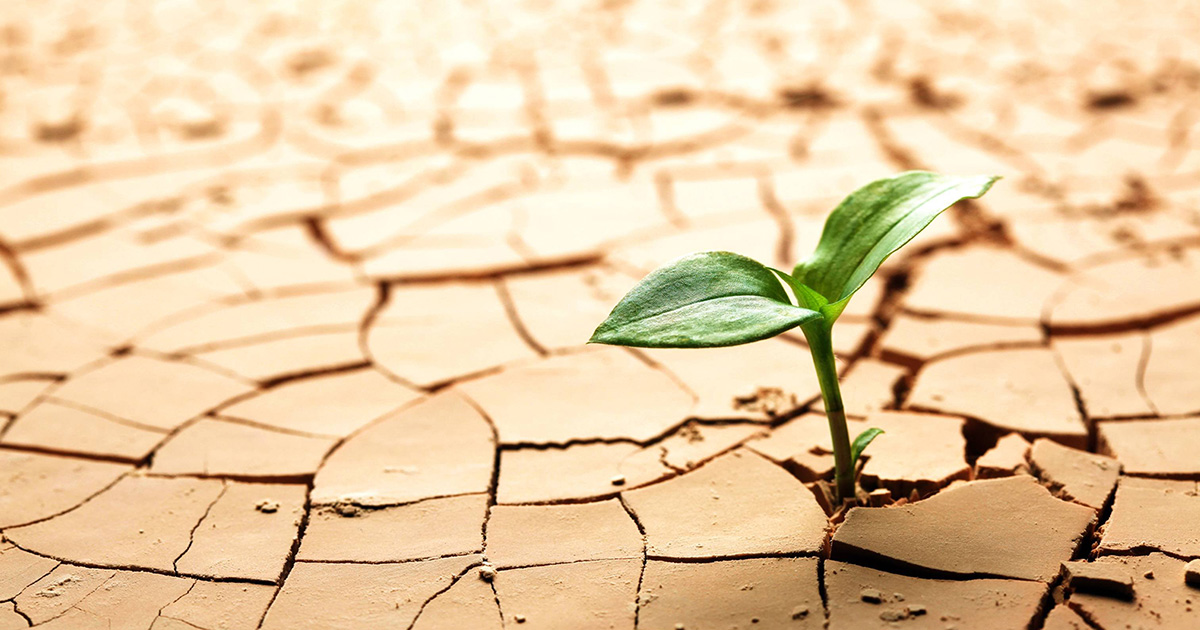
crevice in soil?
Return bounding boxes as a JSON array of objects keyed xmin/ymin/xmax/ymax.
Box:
[
  {"xmin": 173, "ymin": 481, "xmax": 229, "ymax": 573},
  {"xmin": 256, "ymin": 360, "xmax": 373, "ymax": 389},
  {"xmin": 817, "ymin": 555, "xmax": 830, "ymax": 626},
  {"xmin": 652, "ymin": 169, "xmax": 689, "ymax": 229},
  {"xmin": 492, "ymin": 279, "xmax": 548, "ymax": 357},
  {"xmin": 295, "ymin": 550, "xmax": 482, "ymax": 566},
  {"xmin": 255, "ymin": 482, "xmax": 313, "ymax": 629},
  {"xmin": 456, "ymin": 392, "xmax": 503, "ymax": 565},
  {"xmin": 618, "ymin": 493, "xmax": 649, "ymax": 629},
  {"xmin": 757, "ymin": 175, "xmax": 796, "ymax": 267},
  {"xmin": 1134, "ymin": 330, "xmax": 1159, "ymax": 416},
  {"xmin": 404, "ymin": 560, "xmax": 484, "ymax": 630},
  {"xmin": 1066, "ymin": 603, "xmax": 1108, "ymax": 630},
  {"xmin": 0, "ymin": 238, "xmax": 36, "ymax": 304},
  {"xmin": 4, "ymin": 538, "xmax": 276, "ymax": 586},
  {"xmin": 645, "ymin": 550, "xmax": 822, "ymax": 564},
  {"xmin": 1048, "ymin": 300, "xmax": 1200, "ymax": 336},
  {"xmin": 0, "ymin": 470, "xmax": 132, "ymax": 530},
  {"xmin": 828, "ymin": 543, "xmax": 1043, "ymax": 583}
]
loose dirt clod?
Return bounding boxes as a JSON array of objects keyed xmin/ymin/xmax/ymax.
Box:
[
  {"xmin": 255, "ymin": 499, "xmax": 279, "ymax": 513},
  {"xmin": 1186, "ymin": 560, "xmax": 1200, "ymax": 587},
  {"xmin": 860, "ymin": 588, "xmax": 883, "ymax": 603},
  {"xmin": 479, "ymin": 564, "xmax": 497, "ymax": 582},
  {"xmin": 515, "ymin": 614, "xmax": 527, "ymax": 623},
  {"xmin": 906, "ymin": 604, "xmax": 926, "ymax": 616},
  {"xmin": 731, "ymin": 387, "xmax": 798, "ymax": 418},
  {"xmin": 610, "ymin": 475, "xmax": 626, "ymax": 486},
  {"xmin": 879, "ymin": 608, "xmax": 908, "ymax": 621},
  {"xmin": 332, "ymin": 501, "xmax": 361, "ymax": 517},
  {"xmin": 791, "ymin": 605, "xmax": 809, "ymax": 619}
]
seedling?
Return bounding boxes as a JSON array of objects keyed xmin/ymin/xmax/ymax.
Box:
[{"xmin": 589, "ymin": 171, "xmax": 998, "ymax": 503}]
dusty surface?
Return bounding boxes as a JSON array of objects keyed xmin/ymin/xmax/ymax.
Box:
[{"xmin": 1, "ymin": 1, "xmax": 1200, "ymax": 628}]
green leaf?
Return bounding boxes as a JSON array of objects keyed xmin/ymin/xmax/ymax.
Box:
[
  {"xmin": 769, "ymin": 268, "xmax": 828, "ymax": 312},
  {"xmin": 590, "ymin": 251, "xmax": 823, "ymax": 348},
  {"xmin": 793, "ymin": 171, "xmax": 998, "ymax": 322},
  {"xmin": 850, "ymin": 427, "xmax": 885, "ymax": 464}
]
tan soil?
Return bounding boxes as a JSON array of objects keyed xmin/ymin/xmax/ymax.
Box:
[
  {"xmin": 824, "ymin": 560, "xmax": 1048, "ymax": 629},
  {"xmin": 832, "ymin": 476, "xmax": 1095, "ymax": 581},
  {"xmin": 1097, "ymin": 478, "xmax": 1200, "ymax": 558},
  {"xmin": 1030, "ymin": 438, "xmax": 1122, "ymax": 510},
  {"xmin": 1, "ymin": 2, "xmax": 1199, "ymax": 627}
]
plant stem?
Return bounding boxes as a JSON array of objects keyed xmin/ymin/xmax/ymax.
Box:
[{"xmin": 802, "ymin": 323, "xmax": 854, "ymax": 504}]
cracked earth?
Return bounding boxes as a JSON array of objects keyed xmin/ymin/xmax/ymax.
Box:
[{"xmin": 1, "ymin": 1, "xmax": 1200, "ymax": 629}]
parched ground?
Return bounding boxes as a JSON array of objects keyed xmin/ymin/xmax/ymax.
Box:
[{"xmin": 1, "ymin": 1, "xmax": 1200, "ymax": 628}]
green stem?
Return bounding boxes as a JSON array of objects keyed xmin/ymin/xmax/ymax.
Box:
[{"xmin": 802, "ymin": 322, "xmax": 854, "ymax": 504}]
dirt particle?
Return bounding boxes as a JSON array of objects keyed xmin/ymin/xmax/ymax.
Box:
[
  {"xmin": 861, "ymin": 587, "xmax": 884, "ymax": 603},
  {"xmin": 255, "ymin": 499, "xmax": 280, "ymax": 513},
  {"xmin": 652, "ymin": 88, "xmax": 695, "ymax": 107},
  {"xmin": 1145, "ymin": 570, "xmax": 1156, "ymax": 579},
  {"xmin": 515, "ymin": 614, "xmax": 527, "ymax": 623},
  {"xmin": 479, "ymin": 564, "xmax": 497, "ymax": 582},
  {"xmin": 34, "ymin": 116, "xmax": 84, "ymax": 142},
  {"xmin": 1087, "ymin": 90, "xmax": 1136, "ymax": 110},
  {"xmin": 791, "ymin": 605, "xmax": 809, "ymax": 619},
  {"xmin": 287, "ymin": 48, "xmax": 335, "ymax": 77},
  {"xmin": 610, "ymin": 474, "xmax": 626, "ymax": 487}
]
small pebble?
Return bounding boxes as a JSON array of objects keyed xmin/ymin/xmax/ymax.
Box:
[
  {"xmin": 1144, "ymin": 570, "xmax": 1155, "ymax": 579},
  {"xmin": 906, "ymin": 604, "xmax": 927, "ymax": 616},
  {"xmin": 611, "ymin": 475, "xmax": 627, "ymax": 486},
  {"xmin": 515, "ymin": 614, "xmax": 527, "ymax": 623},
  {"xmin": 879, "ymin": 609, "xmax": 908, "ymax": 622},
  {"xmin": 255, "ymin": 500, "xmax": 279, "ymax": 514},
  {"xmin": 790, "ymin": 605, "xmax": 809, "ymax": 619},
  {"xmin": 860, "ymin": 587, "xmax": 883, "ymax": 603},
  {"xmin": 674, "ymin": 624, "xmax": 685, "ymax": 630}
]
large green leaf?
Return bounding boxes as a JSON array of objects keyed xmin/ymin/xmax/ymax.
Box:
[
  {"xmin": 793, "ymin": 172, "xmax": 998, "ymax": 322},
  {"xmin": 589, "ymin": 251, "xmax": 822, "ymax": 348}
]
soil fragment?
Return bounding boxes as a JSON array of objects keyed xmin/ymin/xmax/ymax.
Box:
[{"xmin": 1062, "ymin": 560, "xmax": 1135, "ymax": 599}]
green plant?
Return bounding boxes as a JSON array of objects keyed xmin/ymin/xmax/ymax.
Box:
[{"xmin": 589, "ymin": 171, "xmax": 998, "ymax": 504}]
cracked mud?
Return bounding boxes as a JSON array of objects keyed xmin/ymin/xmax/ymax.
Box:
[{"xmin": 2, "ymin": 1, "xmax": 1200, "ymax": 629}]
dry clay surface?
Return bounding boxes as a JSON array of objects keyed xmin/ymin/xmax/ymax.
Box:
[{"xmin": 2, "ymin": 1, "xmax": 1200, "ymax": 629}]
